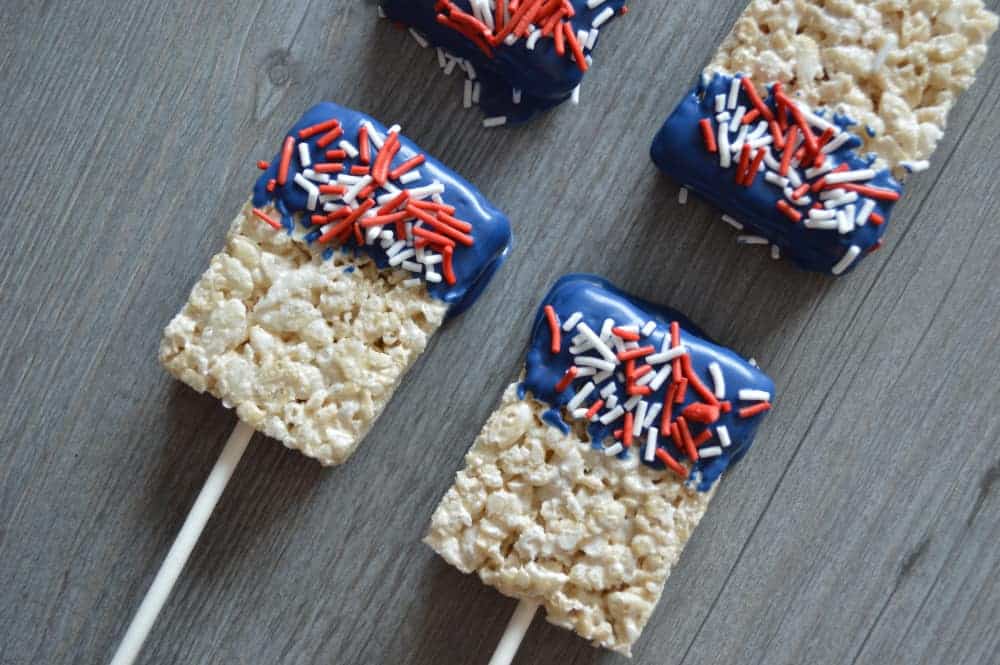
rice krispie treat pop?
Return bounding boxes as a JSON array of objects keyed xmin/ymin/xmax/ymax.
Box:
[
  {"xmin": 380, "ymin": 0, "xmax": 629, "ymax": 126},
  {"xmin": 425, "ymin": 274, "xmax": 775, "ymax": 659},
  {"xmin": 651, "ymin": 0, "xmax": 998, "ymax": 275},
  {"xmin": 110, "ymin": 104, "xmax": 511, "ymax": 665}
]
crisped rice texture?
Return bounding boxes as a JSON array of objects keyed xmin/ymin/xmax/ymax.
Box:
[
  {"xmin": 707, "ymin": 0, "xmax": 998, "ymax": 174},
  {"xmin": 160, "ymin": 202, "xmax": 447, "ymax": 465},
  {"xmin": 425, "ymin": 383, "xmax": 713, "ymax": 655}
]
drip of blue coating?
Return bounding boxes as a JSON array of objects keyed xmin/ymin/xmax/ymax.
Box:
[
  {"xmin": 651, "ymin": 73, "xmax": 903, "ymax": 275},
  {"xmin": 380, "ymin": 0, "xmax": 627, "ymax": 124},
  {"xmin": 519, "ymin": 274, "xmax": 775, "ymax": 492},
  {"xmin": 252, "ymin": 102, "xmax": 512, "ymax": 317}
]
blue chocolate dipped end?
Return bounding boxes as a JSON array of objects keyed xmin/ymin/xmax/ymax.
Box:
[
  {"xmin": 520, "ymin": 274, "xmax": 775, "ymax": 492},
  {"xmin": 380, "ymin": 0, "xmax": 627, "ymax": 124},
  {"xmin": 252, "ymin": 102, "xmax": 512, "ymax": 317},
  {"xmin": 651, "ymin": 73, "xmax": 903, "ymax": 275}
]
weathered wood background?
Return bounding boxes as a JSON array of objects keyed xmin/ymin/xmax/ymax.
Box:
[{"xmin": 2, "ymin": 1, "xmax": 999, "ymax": 663}]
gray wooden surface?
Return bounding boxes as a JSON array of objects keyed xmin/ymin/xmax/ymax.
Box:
[{"xmin": 2, "ymin": 1, "xmax": 999, "ymax": 663}]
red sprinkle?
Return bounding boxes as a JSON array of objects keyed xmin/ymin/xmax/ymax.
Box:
[
  {"xmin": 555, "ymin": 366, "xmax": 578, "ymax": 393},
  {"xmin": 700, "ymin": 118, "xmax": 718, "ymax": 153},
  {"xmin": 617, "ymin": 346, "xmax": 655, "ymax": 361},
  {"xmin": 316, "ymin": 126, "xmax": 344, "ymax": 149},
  {"xmin": 656, "ymin": 448, "xmax": 688, "ymax": 478},
  {"xmin": 251, "ymin": 208, "xmax": 282, "ymax": 230},
  {"xmin": 612, "ymin": 326, "xmax": 641, "ymax": 341},
  {"xmin": 358, "ymin": 125, "xmax": 371, "ymax": 164},
  {"xmin": 623, "ymin": 412, "xmax": 634, "ymax": 448},
  {"xmin": 298, "ymin": 118, "xmax": 340, "ymax": 139},
  {"xmin": 584, "ymin": 399, "xmax": 604, "ymax": 420},
  {"xmin": 388, "ymin": 154, "xmax": 426, "ymax": 181},
  {"xmin": 739, "ymin": 402, "xmax": 772, "ymax": 418},
  {"xmin": 777, "ymin": 200, "xmax": 802, "ymax": 223},
  {"xmin": 257, "ymin": 160, "xmax": 270, "ymax": 170},
  {"xmin": 277, "ymin": 136, "xmax": 295, "ymax": 186},
  {"xmin": 544, "ymin": 305, "xmax": 561, "ymax": 354},
  {"xmin": 870, "ymin": 212, "xmax": 885, "ymax": 225}
]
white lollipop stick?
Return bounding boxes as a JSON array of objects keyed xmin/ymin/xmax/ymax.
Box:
[
  {"xmin": 109, "ymin": 421, "xmax": 255, "ymax": 665},
  {"xmin": 488, "ymin": 599, "xmax": 539, "ymax": 665}
]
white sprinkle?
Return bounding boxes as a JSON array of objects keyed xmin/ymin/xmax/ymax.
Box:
[
  {"xmin": 831, "ymin": 245, "xmax": 862, "ymax": 275},
  {"xmin": 856, "ymin": 198, "xmax": 877, "ymax": 227},
  {"xmin": 678, "ymin": 187, "xmax": 689, "ymax": 205},
  {"xmin": 805, "ymin": 161, "xmax": 836, "ymax": 179},
  {"xmin": 765, "ymin": 172, "xmax": 789, "ymax": 188},
  {"xmin": 824, "ymin": 191, "xmax": 859, "ymax": 209},
  {"xmin": 871, "ymin": 38, "xmax": 893, "ymax": 72},
  {"xmin": 406, "ymin": 182, "xmax": 445, "ymax": 200},
  {"xmin": 727, "ymin": 77, "xmax": 741, "ymax": 110},
  {"xmin": 599, "ymin": 317, "xmax": 615, "ymax": 341},
  {"xmin": 576, "ymin": 356, "xmax": 617, "ymax": 372},
  {"xmin": 592, "ymin": 6, "xmax": 614, "ymax": 28},
  {"xmin": 575, "ymin": 367, "xmax": 597, "ymax": 378},
  {"xmin": 641, "ymin": 320, "xmax": 657, "ymax": 336},
  {"xmin": 302, "ymin": 169, "xmax": 329, "ymax": 184},
  {"xmin": 388, "ymin": 248, "xmax": 415, "ymax": 266},
  {"xmin": 737, "ymin": 235, "xmax": 769, "ymax": 245},
  {"xmin": 599, "ymin": 405, "xmax": 625, "ymax": 425},
  {"xmin": 648, "ymin": 365, "xmax": 673, "ymax": 392},
  {"xmin": 585, "ymin": 28, "xmax": 599, "ymax": 50},
  {"xmin": 633, "ymin": 401, "xmax": 648, "ymax": 437},
  {"xmin": 365, "ymin": 226, "xmax": 382, "ymax": 245},
  {"xmin": 739, "ymin": 389, "xmax": 771, "ymax": 401},
  {"xmin": 715, "ymin": 111, "xmax": 731, "ymax": 125},
  {"xmin": 748, "ymin": 134, "xmax": 774, "ymax": 150},
  {"xmin": 708, "ymin": 362, "xmax": 725, "ymax": 399},
  {"xmin": 700, "ymin": 446, "xmax": 723, "ymax": 459},
  {"xmin": 722, "ymin": 214, "xmax": 744, "ymax": 230},
  {"xmin": 605, "ymin": 394, "xmax": 618, "ymax": 410},
  {"xmin": 822, "ymin": 132, "xmax": 852, "ymax": 154},
  {"xmin": 425, "ymin": 270, "xmax": 442, "ymax": 284},
  {"xmin": 771, "ymin": 244, "xmax": 781, "ymax": 260},
  {"xmin": 604, "ymin": 443, "xmax": 624, "ymax": 457},
  {"xmin": 436, "ymin": 48, "xmax": 447, "ymax": 69},
  {"xmin": 644, "ymin": 403, "xmax": 662, "ymax": 429},
  {"xmin": 804, "ymin": 217, "xmax": 838, "ymax": 230},
  {"xmin": 402, "ymin": 260, "xmax": 423, "ymax": 272},
  {"xmin": 562, "ymin": 312, "xmax": 583, "ymax": 331},
  {"xmin": 297, "ymin": 142, "xmax": 312, "ymax": 168},
  {"xmin": 408, "ymin": 28, "xmax": 429, "ymax": 48},
  {"xmin": 386, "ymin": 240, "xmax": 406, "ymax": 257},
  {"xmin": 403, "ymin": 278, "xmax": 422, "ymax": 288},
  {"xmin": 527, "ymin": 29, "xmax": 542, "ymax": 50},
  {"xmin": 623, "ymin": 395, "xmax": 642, "ymax": 412},
  {"xmin": 644, "ymin": 427, "xmax": 659, "ymax": 462},
  {"xmin": 730, "ymin": 125, "xmax": 749, "ymax": 153},
  {"xmin": 825, "ymin": 169, "xmax": 876, "ymax": 185},
  {"xmin": 748, "ymin": 121, "xmax": 769, "ymax": 141},
  {"xmin": 646, "ymin": 346, "xmax": 686, "ymax": 365},
  {"xmin": 763, "ymin": 147, "xmax": 781, "ymax": 172},
  {"xmin": 339, "ymin": 140, "xmax": 359, "ymax": 159},
  {"xmin": 586, "ymin": 0, "xmax": 604, "ymax": 8},
  {"xmin": 472, "ymin": 82, "xmax": 482, "ymax": 104},
  {"xmin": 399, "ymin": 170, "xmax": 422, "ymax": 185},
  {"xmin": 600, "ymin": 383, "xmax": 617, "ymax": 398},
  {"xmin": 594, "ymin": 370, "xmax": 612, "ymax": 384},
  {"xmin": 714, "ymin": 94, "xmax": 726, "ymax": 114},
  {"xmin": 293, "ymin": 173, "xmax": 319, "ymax": 210},
  {"xmin": 902, "ymin": 160, "xmax": 931, "ymax": 173},
  {"xmin": 786, "ymin": 168, "xmax": 803, "ymax": 188},
  {"xmin": 576, "ymin": 322, "xmax": 618, "ymax": 364},
  {"xmin": 636, "ymin": 371, "xmax": 656, "ymax": 387},
  {"xmin": 572, "ymin": 408, "xmax": 589, "ymax": 419},
  {"xmin": 512, "ymin": 88, "xmax": 522, "ymax": 105},
  {"xmin": 571, "ymin": 85, "xmax": 581, "ymax": 105},
  {"xmin": 343, "ymin": 175, "xmax": 373, "ymax": 203},
  {"xmin": 463, "ymin": 79, "xmax": 473, "ymax": 108},
  {"xmin": 729, "ymin": 106, "xmax": 746, "ymax": 132},
  {"xmin": 717, "ymin": 425, "xmax": 732, "ymax": 448},
  {"xmin": 718, "ymin": 124, "xmax": 731, "ymax": 168},
  {"xmin": 567, "ymin": 381, "xmax": 596, "ymax": 411},
  {"xmin": 443, "ymin": 57, "xmax": 457, "ymax": 76},
  {"xmin": 483, "ymin": 116, "xmax": 507, "ymax": 128},
  {"xmin": 808, "ymin": 208, "xmax": 837, "ymax": 221},
  {"xmin": 837, "ymin": 209, "xmax": 855, "ymax": 235}
]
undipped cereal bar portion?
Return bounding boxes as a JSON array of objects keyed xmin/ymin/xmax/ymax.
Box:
[
  {"xmin": 380, "ymin": 0, "xmax": 628, "ymax": 125},
  {"xmin": 160, "ymin": 103, "xmax": 512, "ymax": 464},
  {"xmin": 425, "ymin": 274, "xmax": 774, "ymax": 654},
  {"xmin": 651, "ymin": 0, "xmax": 997, "ymax": 275}
]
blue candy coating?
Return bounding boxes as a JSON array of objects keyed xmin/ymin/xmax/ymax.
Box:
[
  {"xmin": 520, "ymin": 274, "xmax": 775, "ymax": 492},
  {"xmin": 253, "ymin": 102, "xmax": 513, "ymax": 317}
]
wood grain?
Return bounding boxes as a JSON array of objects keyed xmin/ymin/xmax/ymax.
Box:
[{"xmin": 1, "ymin": 1, "xmax": 999, "ymax": 664}]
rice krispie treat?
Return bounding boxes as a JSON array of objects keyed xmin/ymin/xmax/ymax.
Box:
[
  {"xmin": 380, "ymin": 0, "xmax": 629, "ymax": 126},
  {"xmin": 425, "ymin": 274, "xmax": 774, "ymax": 654},
  {"xmin": 651, "ymin": 0, "xmax": 998, "ymax": 275},
  {"xmin": 160, "ymin": 103, "xmax": 512, "ymax": 464}
]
